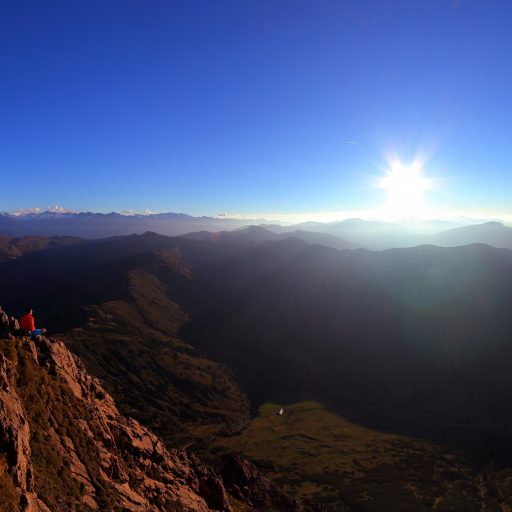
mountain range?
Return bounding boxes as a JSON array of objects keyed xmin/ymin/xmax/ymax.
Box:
[
  {"xmin": 2, "ymin": 210, "xmax": 512, "ymax": 250},
  {"xmin": 2, "ymin": 228, "xmax": 512, "ymax": 509},
  {"xmin": 0, "ymin": 211, "xmax": 251, "ymax": 238},
  {"xmin": 263, "ymin": 218, "xmax": 512, "ymax": 250}
]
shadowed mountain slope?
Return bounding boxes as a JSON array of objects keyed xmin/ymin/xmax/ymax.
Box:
[
  {"xmin": 3, "ymin": 233, "xmax": 512, "ymax": 510},
  {"xmin": 0, "ymin": 235, "xmax": 83, "ymax": 262},
  {"xmin": 0, "ymin": 234, "xmax": 252, "ymax": 448},
  {"xmin": 182, "ymin": 240, "xmax": 512, "ymax": 447}
]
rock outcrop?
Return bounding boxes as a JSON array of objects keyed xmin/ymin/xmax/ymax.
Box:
[
  {"xmin": 221, "ymin": 455, "xmax": 300, "ymax": 511},
  {"xmin": 0, "ymin": 349, "xmax": 48, "ymax": 512},
  {"xmin": 0, "ymin": 332, "xmax": 232, "ymax": 511},
  {"xmin": 0, "ymin": 301, "xmax": 302, "ymax": 512}
]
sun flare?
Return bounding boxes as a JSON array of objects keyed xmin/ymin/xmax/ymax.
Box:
[{"xmin": 378, "ymin": 159, "xmax": 432, "ymax": 218}]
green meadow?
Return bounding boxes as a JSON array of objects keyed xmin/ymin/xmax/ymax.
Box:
[{"xmin": 209, "ymin": 401, "xmax": 511, "ymax": 511}]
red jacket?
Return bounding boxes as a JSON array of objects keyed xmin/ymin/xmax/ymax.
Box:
[{"xmin": 20, "ymin": 313, "xmax": 35, "ymax": 332}]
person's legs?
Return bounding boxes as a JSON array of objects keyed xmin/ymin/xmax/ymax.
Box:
[{"xmin": 30, "ymin": 328, "xmax": 46, "ymax": 336}]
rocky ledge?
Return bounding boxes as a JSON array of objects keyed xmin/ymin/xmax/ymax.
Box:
[{"xmin": 0, "ymin": 333, "xmax": 231, "ymax": 511}]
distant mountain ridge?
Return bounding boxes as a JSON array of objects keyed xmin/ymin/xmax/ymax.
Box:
[
  {"xmin": 0, "ymin": 210, "xmax": 254, "ymax": 238},
  {"xmin": 5, "ymin": 210, "xmax": 512, "ymax": 250},
  {"xmin": 431, "ymin": 220, "xmax": 512, "ymax": 248},
  {"xmin": 181, "ymin": 225, "xmax": 356, "ymax": 251},
  {"xmin": 264, "ymin": 218, "xmax": 512, "ymax": 249}
]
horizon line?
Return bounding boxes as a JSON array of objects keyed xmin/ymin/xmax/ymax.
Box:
[{"xmin": 3, "ymin": 205, "xmax": 512, "ymax": 226}]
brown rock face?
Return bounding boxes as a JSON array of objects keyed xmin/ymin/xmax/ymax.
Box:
[
  {"xmin": 221, "ymin": 455, "xmax": 300, "ymax": 511},
  {"xmin": 0, "ymin": 349, "xmax": 45, "ymax": 512},
  {"xmin": 0, "ymin": 334, "xmax": 232, "ymax": 511}
]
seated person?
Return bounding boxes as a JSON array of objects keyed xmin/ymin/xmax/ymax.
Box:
[{"xmin": 19, "ymin": 308, "xmax": 46, "ymax": 336}]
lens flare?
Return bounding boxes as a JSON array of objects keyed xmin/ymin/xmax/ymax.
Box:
[{"xmin": 378, "ymin": 158, "xmax": 432, "ymax": 218}]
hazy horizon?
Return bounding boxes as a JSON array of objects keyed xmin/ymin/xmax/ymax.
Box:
[{"xmin": 4, "ymin": 204, "xmax": 512, "ymax": 228}]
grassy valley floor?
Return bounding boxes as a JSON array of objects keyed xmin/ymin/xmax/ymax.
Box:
[{"xmin": 207, "ymin": 401, "xmax": 512, "ymax": 511}]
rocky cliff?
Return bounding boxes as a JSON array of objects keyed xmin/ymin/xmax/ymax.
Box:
[
  {"xmin": 0, "ymin": 315, "xmax": 303, "ymax": 512},
  {"xmin": 0, "ymin": 332, "xmax": 232, "ymax": 511}
]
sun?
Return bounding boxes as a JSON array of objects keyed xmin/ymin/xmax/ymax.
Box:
[{"xmin": 378, "ymin": 159, "xmax": 432, "ymax": 218}]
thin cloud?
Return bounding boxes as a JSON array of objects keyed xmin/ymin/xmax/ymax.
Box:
[
  {"xmin": 12, "ymin": 207, "xmax": 41, "ymax": 216},
  {"xmin": 346, "ymin": 140, "xmax": 359, "ymax": 145},
  {"xmin": 46, "ymin": 205, "xmax": 76, "ymax": 213},
  {"xmin": 11, "ymin": 205, "xmax": 77, "ymax": 216}
]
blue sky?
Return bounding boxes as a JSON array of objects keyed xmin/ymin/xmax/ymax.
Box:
[{"xmin": 1, "ymin": 0, "xmax": 512, "ymax": 220}]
